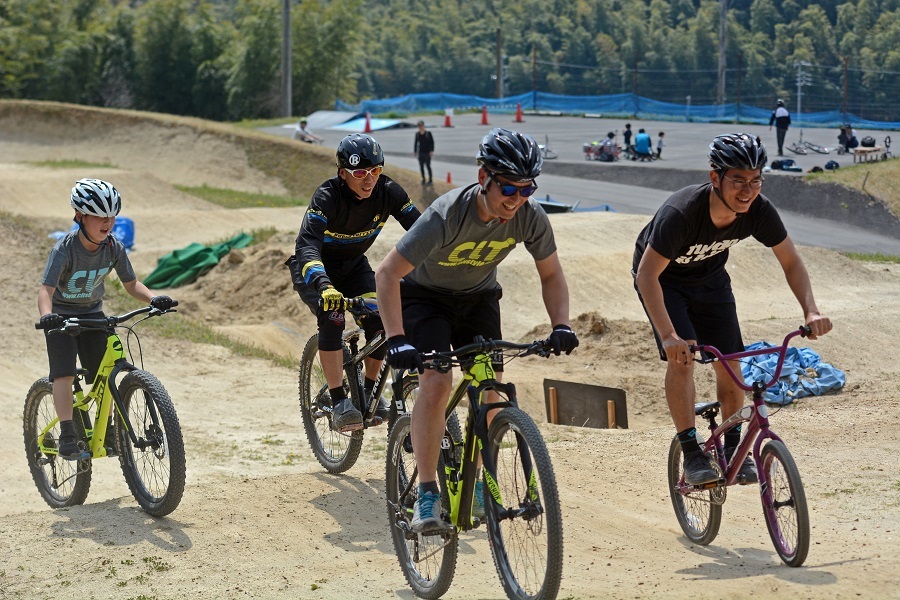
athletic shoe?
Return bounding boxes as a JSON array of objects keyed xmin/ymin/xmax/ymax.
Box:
[
  {"xmin": 683, "ymin": 452, "xmax": 719, "ymax": 485},
  {"xmin": 411, "ymin": 491, "xmax": 444, "ymax": 533},
  {"xmin": 374, "ymin": 396, "xmax": 391, "ymax": 422},
  {"xmin": 332, "ymin": 398, "xmax": 363, "ymax": 432},
  {"xmin": 737, "ymin": 457, "xmax": 758, "ymax": 484},
  {"xmin": 472, "ymin": 480, "xmax": 485, "ymax": 519},
  {"xmin": 58, "ymin": 434, "xmax": 90, "ymax": 461}
]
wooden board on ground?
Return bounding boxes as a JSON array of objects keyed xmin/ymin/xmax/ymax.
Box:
[{"xmin": 543, "ymin": 379, "xmax": 628, "ymax": 429}]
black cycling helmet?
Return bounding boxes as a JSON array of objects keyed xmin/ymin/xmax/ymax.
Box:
[
  {"xmin": 475, "ymin": 128, "xmax": 542, "ymax": 182},
  {"xmin": 708, "ymin": 133, "xmax": 768, "ymax": 172},
  {"xmin": 336, "ymin": 133, "xmax": 384, "ymax": 170},
  {"xmin": 776, "ymin": 98, "xmax": 785, "ymax": 107}
]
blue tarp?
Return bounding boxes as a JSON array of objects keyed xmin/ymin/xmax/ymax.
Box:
[
  {"xmin": 740, "ymin": 342, "xmax": 846, "ymax": 405},
  {"xmin": 337, "ymin": 92, "xmax": 900, "ymax": 130}
]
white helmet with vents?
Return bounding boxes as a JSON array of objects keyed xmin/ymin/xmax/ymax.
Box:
[{"xmin": 70, "ymin": 178, "xmax": 121, "ymax": 217}]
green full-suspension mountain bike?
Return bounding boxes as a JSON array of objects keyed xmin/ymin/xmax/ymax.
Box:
[{"xmin": 25, "ymin": 304, "xmax": 185, "ymax": 517}]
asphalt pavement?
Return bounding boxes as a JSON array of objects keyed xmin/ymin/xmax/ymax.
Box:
[{"xmin": 262, "ymin": 113, "xmax": 899, "ymax": 256}]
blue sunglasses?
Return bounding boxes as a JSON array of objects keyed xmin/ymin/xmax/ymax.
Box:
[{"xmin": 487, "ymin": 171, "xmax": 538, "ymax": 197}]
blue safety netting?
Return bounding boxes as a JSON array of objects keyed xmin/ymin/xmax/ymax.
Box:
[
  {"xmin": 336, "ymin": 92, "xmax": 900, "ymax": 130},
  {"xmin": 740, "ymin": 342, "xmax": 846, "ymax": 405}
]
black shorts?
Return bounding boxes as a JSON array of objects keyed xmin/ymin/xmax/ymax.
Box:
[
  {"xmin": 45, "ymin": 311, "xmax": 108, "ymax": 381},
  {"xmin": 296, "ymin": 256, "xmax": 384, "ymax": 354},
  {"xmin": 634, "ymin": 271, "xmax": 744, "ymax": 361},
  {"xmin": 400, "ymin": 281, "xmax": 504, "ymax": 371}
]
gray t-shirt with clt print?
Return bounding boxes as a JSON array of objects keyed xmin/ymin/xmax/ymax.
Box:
[
  {"xmin": 395, "ymin": 183, "xmax": 556, "ymax": 294},
  {"xmin": 41, "ymin": 231, "xmax": 136, "ymax": 315}
]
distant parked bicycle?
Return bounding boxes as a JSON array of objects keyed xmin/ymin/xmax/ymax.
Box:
[
  {"xmin": 386, "ymin": 336, "xmax": 563, "ymax": 600},
  {"xmin": 668, "ymin": 326, "xmax": 812, "ymax": 566},
  {"xmin": 25, "ymin": 304, "xmax": 185, "ymax": 517},
  {"xmin": 538, "ymin": 135, "xmax": 558, "ymax": 160}
]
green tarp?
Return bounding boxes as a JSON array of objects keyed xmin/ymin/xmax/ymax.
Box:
[{"xmin": 144, "ymin": 232, "xmax": 253, "ymax": 289}]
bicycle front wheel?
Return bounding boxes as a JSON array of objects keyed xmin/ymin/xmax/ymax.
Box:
[
  {"xmin": 485, "ymin": 407, "xmax": 563, "ymax": 600},
  {"xmin": 298, "ymin": 334, "xmax": 363, "ymax": 473},
  {"xmin": 667, "ymin": 437, "xmax": 722, "ymax": 545},
  {"xmin": 23, "ymin": 378, "xmax": 92, "ymax": 508},
  {"xmin": 760, "ymin": 441, "xmax": 809, "ymax": 566},
  {"xmin": 386, "ymin": 413, "xmax": 458, "ymax": 599},
  {"xmin": 116, "ymin": 370, "xmax": 186, "ymax": 517}
]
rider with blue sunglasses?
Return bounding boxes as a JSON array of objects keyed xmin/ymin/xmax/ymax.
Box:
[{"xmin": 375, "ymin": 127, "xmax": 579, "ymax": 533}]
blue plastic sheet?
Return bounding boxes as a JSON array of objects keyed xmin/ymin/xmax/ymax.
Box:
[{"xmin": 740, "ymin": 342, "xmax": 846, "ymax": 405}]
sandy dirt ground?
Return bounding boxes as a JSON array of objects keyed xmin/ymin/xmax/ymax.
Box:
[{"xmin": 0, "ymin": 115, "xmax": 898, "ymax": 600}]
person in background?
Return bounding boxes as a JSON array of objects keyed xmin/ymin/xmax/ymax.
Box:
[
  {"xmin": 656, "ymin": 131, "xmax": 666, "ymax": 159},
  {"xmin": 623, "ymin": 123, "xmax": 634, "ymax": 154},
  {"xmin": 293, "ymin": 118, "xmax": 324, "ymax": 144},
  {"xmin": 633, "ymin": 128, "xmax": 654, "ymax": 161},
  {"xmin": 413, "ymin": 120, "xmax": 435, "ymax": 185},
  {"xmin": 768, "ymin": 99, "xmax": 791, "ymax": 156},
  {"xmin": 837, "ymin": 124, "xmax": 858, "ymax": 153},
  {"xmin": 287, "ymin": 134, "xmax": 420, "ymax": 432}
]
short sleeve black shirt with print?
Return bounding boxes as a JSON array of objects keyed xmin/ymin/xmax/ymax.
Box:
[{"xmin": 633, "ymin": 183, "xmax": 787, "ymax": 286}]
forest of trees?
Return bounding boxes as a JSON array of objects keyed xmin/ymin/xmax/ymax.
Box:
[{"xmin": 1, "ymin": 0, "xmax": 897, "ymax": 122}]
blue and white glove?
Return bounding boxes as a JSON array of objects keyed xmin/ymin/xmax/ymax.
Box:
[{"xmin": 387, "ymin": 335, "xmax": 425, "ymax": 374}]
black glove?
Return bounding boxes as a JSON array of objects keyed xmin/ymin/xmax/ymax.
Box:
[
  {"xmin": 39, "ymin": 313, "xmax": 65, "ymax": 330},
  {"xmin": 150, "ymin": 295, "xmax": 175, "ymax": 311},
  {"xmin": 386, "ymin": 335, "xmax": 425, "ymax": 374},
  {"xmin": 548, "ymin": 325, "xmax": 579, "ymax": 356}
]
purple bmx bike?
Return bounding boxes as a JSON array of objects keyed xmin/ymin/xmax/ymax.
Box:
[{"xmin": 668, "ymin": 326, "xmax": 812, "ymax": 566}]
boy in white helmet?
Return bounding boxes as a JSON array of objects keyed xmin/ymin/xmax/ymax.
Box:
[{"xmin": 37, "ymin": 178, "xmax": 175, "ymax": 460}]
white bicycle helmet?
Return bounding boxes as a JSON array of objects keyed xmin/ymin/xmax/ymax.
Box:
[{"xmin": 70, "ymin": 178, "xmax": 121, "ymax": 217}]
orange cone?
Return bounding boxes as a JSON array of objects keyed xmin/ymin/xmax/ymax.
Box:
[
  {"xmin": 514, "ymin": 103, "xmax": 524, "ymax": 123},
  {"xmin": 364, "ymin": 111, "xmax": 372, "ymax": 133},
  {"xmin": 443, "ymin": 109, "xmax": 453, "ymax": 128},
  {"xmin": 481, "ymin": 105, "xmax": 489, "ymax": 125},
  {"xmin": 446, "ymin": 172, "xmax": 452, "ymax": 184}
]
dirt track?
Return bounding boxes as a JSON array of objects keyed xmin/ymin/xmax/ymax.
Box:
[{"xmin": 0, "ymin": 104, "xmax": 897, "ymax": 599}]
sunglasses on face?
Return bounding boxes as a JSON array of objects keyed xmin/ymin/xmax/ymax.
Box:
[
  {"xmin": 344, "ymin": 165, "xmax": 384, "ymax": 179},
  {"xmin": 487, "ymin": 171, "xmax": 538, "ymax": 197}
]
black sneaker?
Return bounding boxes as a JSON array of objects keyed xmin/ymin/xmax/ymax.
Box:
[
  {"xmin": 374, "ymin": 396, "xmax": 391, "ymax": 422},
  {"xmin": 683, "ymin": 452, "xmax": 719, "ymax": 485},
  {"xmin": 332, "ymin": 398, "xmax": 363, "ymax": 432},
  {"xmin": 737, "ymin": 457, "xmax": 758, "ymax": 484},
  {"xmin": 58, "ymin": 434, "xmax": 90, "ymax": 461}
]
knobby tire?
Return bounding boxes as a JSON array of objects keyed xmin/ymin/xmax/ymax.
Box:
[
  {"xmin": 485, "ymin": 407, "xmax": 563, "ymax": 600},
  {"xmin": 23, "ymin": 378, "xmax": 92, "ymax": 508},
  {"xmin": 116, "ymin": 370, "xmax": 186, "ymax": 517}
]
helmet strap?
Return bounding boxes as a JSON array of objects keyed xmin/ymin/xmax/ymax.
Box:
[
  {"xmin": 479, "ymin": 186, "xmax": 507, "ymax": 225},
  {"xmin": 711, "ymin": 179, "xmax": 744, "ymax": 218},
  {"xmin": 74, "ymin": 215, "xmax": 112, "ymax": 247}
]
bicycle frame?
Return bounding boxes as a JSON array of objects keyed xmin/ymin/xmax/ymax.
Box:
[
  {"xmin": 342, "ymin": 326, "xmax": 391, "ymax": 426},
  {"xmin": 690, "ymin": 327, "xmax": 809, "ymax": 489}
]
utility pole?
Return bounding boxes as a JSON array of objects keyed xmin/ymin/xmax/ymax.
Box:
[
  {"xmin": 496, "ymin": 28, "xmax": 503, "ymax": 99},
  {"xmin": 280, "ymin": 0, "xmax": 292, "ymax": 118},
  {"xmin": 717, "ymin": 0, "xmax": 728, "ymax": 104},
  {"xmin": 795, "ymin": 61, "xmax": 811, "ymax": 120}
]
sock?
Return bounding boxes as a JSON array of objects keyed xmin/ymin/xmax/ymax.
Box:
[
  {"xmin": 677, "ymin": 427, "xmax": 702, "ymax": 457},
  {"xmin": 59, "ymin": 419, "xmax": 76, "ymax": 439},
  {"xmin": 419, "ymin": 481, "xmax": 439, "ymax": 496},
  {"xmin": 364, "ymin": 377, "xmax": 376, "ymax": 398},
  {"xmin": 724, "ymin": 425, "xmax": 742, "ymax": 458},
  {"xmin": 329, "ymin": 386, "xmax": 347, "ymax": 403}
]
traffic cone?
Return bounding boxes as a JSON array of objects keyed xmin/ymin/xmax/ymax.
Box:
[
  {"xmin": 514, "ymin": 103, "xmax": 524, "ymax": 123},
  {"xmin": 443, "ymin": 109, "xmax": 453, "ymax": 128},
  {"xmin": 364, "ymin": 111, "xmax": 372, "ymax": 133},
  {"xmin": 481, "ymin": 105, "xmax": 489, "ymax": 125},
  {"xmin": 446, "ymin": 172, "xmax": 452, "ymax": 184}
]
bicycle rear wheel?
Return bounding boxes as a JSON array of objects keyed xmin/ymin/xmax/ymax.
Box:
[
  {"xmin": 116, "ymin": 370, "xmax": 186, "ymax": 517},
  {"xmin": 298, "ymin": 334, "xmax": 363, "ymax": 473},
  {"xmin": 667, "ymin": 437, "xmax": 723, "ymax": 545},
  {"xmin": 485, "ymin": 407, "xmax": 563, "ymax": 600},
  {"xmin": 760, "ymin": 441, "xmax": 809, "ymax": 566},
  {"xmin": 386, "ymin": 413, "xmax": 458, "ymax": 599},
  {"xmin": 23, "ymin": 378, "xmax": 92, "ymax": 508}
]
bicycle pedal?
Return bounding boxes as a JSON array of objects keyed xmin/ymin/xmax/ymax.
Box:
[{"xmin": 695, "ymin": 478, "xmax": 726, "ymax": 490}]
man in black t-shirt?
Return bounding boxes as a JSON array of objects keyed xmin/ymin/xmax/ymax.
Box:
[
  {"xmin": 633, "ymin": 133, "xmax": 832, "ymax": 486},
  {"xmin": 287, "ymin": 134, "xmax": 420, "ymax": 432}
]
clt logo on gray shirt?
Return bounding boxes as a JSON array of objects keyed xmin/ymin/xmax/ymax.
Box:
[{"xmin": 62, "ymin": 268, "xmax": 110, "ymax": 299}]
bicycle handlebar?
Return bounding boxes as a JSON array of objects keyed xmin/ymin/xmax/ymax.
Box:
[
  {"xmin": 420, "ymin": 336, "xmax": 553, "ymax": 373},
  {"xmin": 35, "ymin": 302, "xmax": 179, "ymax": 333},
  {"xmin": 689, "ymin": 325, "xmax": 811, "ymax": 390},
  {"xmin": 317, "ymin": 296, "xmax": 379, "ymax": 316}
]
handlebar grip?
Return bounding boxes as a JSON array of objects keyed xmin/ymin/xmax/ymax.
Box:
[{"xmin": 799, "ymin": 325, "xmax": 812, "ymax": 336}]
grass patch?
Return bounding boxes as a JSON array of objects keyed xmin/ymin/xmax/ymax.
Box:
[
  {"xmin": 842, "ymin": 252, "xmax": 900, "ymax": 263},
  {"xmin": 176, "ymin": 184, "xmax": 308, "ymax": 209},
  {"xmin": 809, "ymin": 158, "xmax": 900, "ymax": 219},
  {"xmin": 28, "ymin": 159, "xmax": 117, "ymax": 169},
  {"xmin": 229, "ymin": 116, "xmax": 299, "ymax": 129}
]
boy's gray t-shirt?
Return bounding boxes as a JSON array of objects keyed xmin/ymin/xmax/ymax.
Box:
[
  {"xmin": 41, "ymin": 232, "xmax": 136, "ymax": 314},
  {"xmin": 396, "ymin": 184, "xmax": 557, "ymax": 294}
]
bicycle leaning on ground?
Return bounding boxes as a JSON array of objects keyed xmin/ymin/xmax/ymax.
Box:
[
  {"xmin": 668, "ymin": 326, "xmax": 813, "ymax": 566},
  {"xmin": 299, "ymin": 297, "xmax": 438, "ymax": 474},
  {"xmin": 25, "ymin": 303, "xmax": 186, "ymax": 517},
  {"xmin": 386, "ymin": 336, "xmax": 564, "ymax": 600}
]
